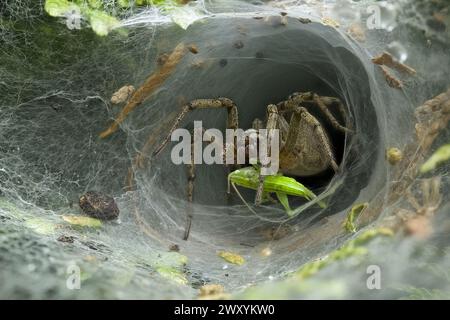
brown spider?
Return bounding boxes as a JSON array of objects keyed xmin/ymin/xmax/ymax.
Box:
[{"xmin": 153, "ymin": 91, "xmax": 350, "ymax": 240}]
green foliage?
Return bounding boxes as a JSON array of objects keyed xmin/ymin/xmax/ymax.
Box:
[
  {"xmin": 44, "ymin": 0, "xmax": 199, "ymax": 36},
  {"xmin": 420, "ymin": 144, "xmax": 450, "ymax": 173},
  {"xmin": 45, "ymin": 0, "xmax": 120, "ymax": 36}
]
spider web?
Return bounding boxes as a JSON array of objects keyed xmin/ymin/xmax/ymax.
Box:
[{"xmin": 1, "ymin": 0, "xmax": 450, "ymax": 299}]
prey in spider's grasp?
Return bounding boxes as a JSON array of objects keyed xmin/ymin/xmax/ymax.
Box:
[
  {"xmin": 153, "ymin": 91, "xmax": 351, "ymax": 240},
  {"xmin": 228, "ymin": 166, "xmax": 326, "ymax": 217}
]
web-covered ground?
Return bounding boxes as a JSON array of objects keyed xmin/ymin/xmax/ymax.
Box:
[{"xmin": 1, "ymin": 0, "xmax": 450, "ymax": 299}]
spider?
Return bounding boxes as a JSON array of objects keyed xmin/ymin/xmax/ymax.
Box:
[{"xmin": 153, "ymin": 91, "xmax": 350, "ymax": 239}]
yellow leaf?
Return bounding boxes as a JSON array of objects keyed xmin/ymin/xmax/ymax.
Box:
[
  {"xmin": 62, "ymin": 215, "xmax": 102, "ymax": 228},
  {"xmin": 218, "ymin": 251, "xmax": 245, "ymax": 265}
]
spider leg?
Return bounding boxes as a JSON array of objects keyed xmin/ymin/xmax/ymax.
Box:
[
  {"xmin": 184, "ymin": 143, "xmax": 194, "ymax": 240},
  {"xmin": 153, "ymin": 98, "xmax": 238, "ymax": 157},
  {"xmin": 183, "ymin": 128, "xmax": 221, "ymax": 240},
  {"xmin": 278, "ymin": 92, "xmax": 350, "ymax": 134},
  {"xmin": 312, "ymin": 93, "xmax": 350, "ymax": 134},
  {"xmin": 320, "ymin": 95, "xmax": 352, "ymax": 130},
  {"xmin": 255, "ymin": 104, "xmax": 279, "ymax": 206}
]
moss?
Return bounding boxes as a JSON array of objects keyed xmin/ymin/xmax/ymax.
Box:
[{"xmin": 43, "ymin": 0, "xmax": 196, "ymax": 35}]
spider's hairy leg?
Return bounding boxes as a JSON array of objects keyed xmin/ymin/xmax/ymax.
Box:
[
  {"xmin": 312, "ymin": 93, "xmax": 351, "ymax": 133},
  {"xmin": 279, "ymin": 92, "xmax": 350, "ymax": 134},
  {"xmin": 320, "ymin": 95, "xmax": 352, "ymax": 130},
  {"xmin": 255, "ymin": 104, "xmax": 279, "ymax": 206},
  {"xmin": 152, "ymin": 98, "xmax": 239, "ymax": 157},
  {"xmin": 183, "ymin": 128, "xmax": 219, "ymax": 240},
  {"xmin": 184, "ymin": 137, "xmax": 195, "ymax": 240}
]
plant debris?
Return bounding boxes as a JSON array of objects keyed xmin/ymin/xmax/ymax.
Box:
[
  {"xmin": 380, "ymin": 65, "xmax": 403, "ymax": 89},
  {"xmin": 344, "ymin": 203, "xmax": 369, "ymax": 233},
  {"xmin": 218, "ymin": 251, "xmax": 245, "ymax": 266},
  {"xmin": 390, "ymin": 177, "xmax": 442, "ymax": 240},
  {"xmin": 322, "ymin": 17, "xmax": 340, "ymax": 28},
  {"xmin": 372, "ymin": 52, "xmax": 416, "ymax": 75},
  {"xmin": 198, "ymin": 284, "xmax": 229, "ymax": 300},
  {"xmin": 420, "ymin": 144, "xmax": 450, "ymax": 173},
  {"xmin": 99, "ymin": 42, "xmax": 188, "ymax": 138},
  {"xmin": 110, "ymin": 85, "xmax": 135, "ymax": 105},
  {"xmin": 62, "ymin": 215, "xmax": 102, "ymax": 228}
]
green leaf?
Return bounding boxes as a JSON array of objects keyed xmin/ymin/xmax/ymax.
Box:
[
  {"xmin": 87, "ymin": 0, "xmax": 103, "ymax": 9},
  {"xmin": 86, "ymin": 9, "xmax": 120, "ymax": 36},
  {"xmin": 420, "ymin": 144, "xmax": 450, "ymax": 173},
  {"xmin": 117, "ymin": 0, "xmax": 132, "ymax": 8},
  {"xmin": 45, "ymin": 0, "xmax": 80, "ymax": 17}
]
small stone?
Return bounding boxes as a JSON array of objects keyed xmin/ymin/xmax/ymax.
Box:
[
  {"xmin": 169, "ymin": 244, "xmax": 180, "ymax": 252},
  {"xmin": 79, "ymin": 191, "xmax": 119, "ymax": 220}
]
